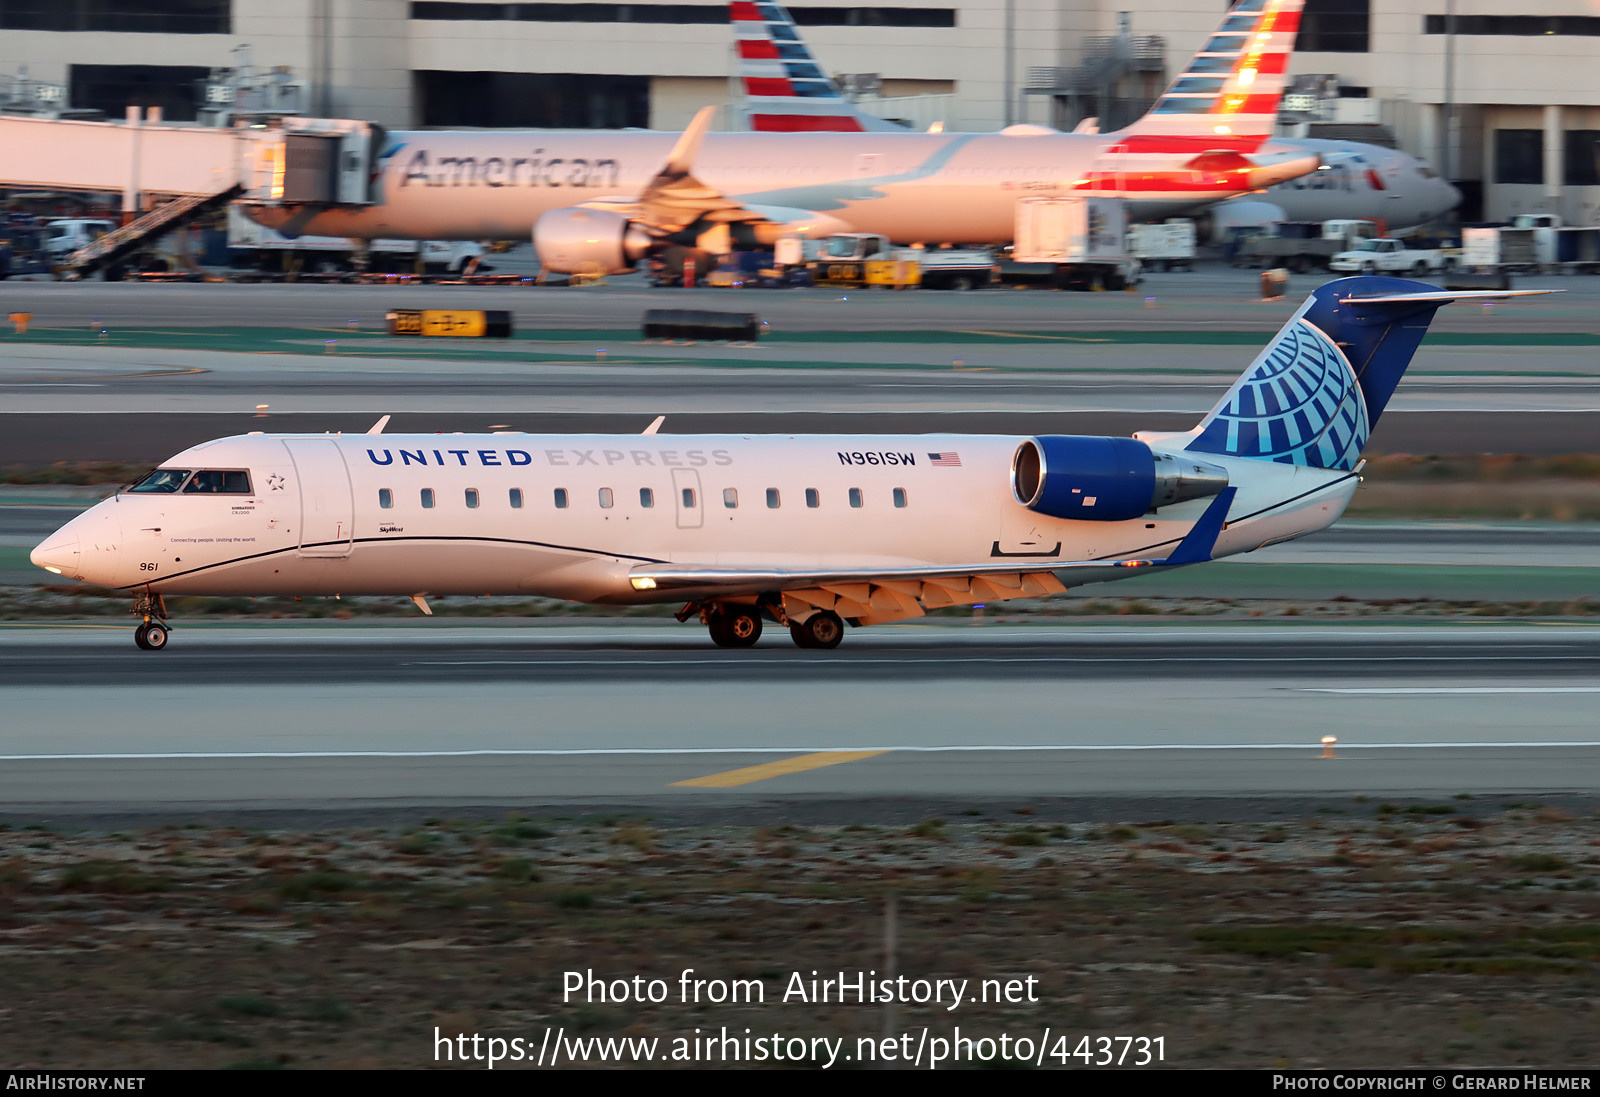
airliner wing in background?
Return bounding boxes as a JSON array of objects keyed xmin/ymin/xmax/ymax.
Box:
[
  {"xmin": 629, "ymin": 490, "xmax": 1236, "ymax": 623},
  {"xmin": 582, "ymin": 107, "xmax": 850, "ymax": 238}
]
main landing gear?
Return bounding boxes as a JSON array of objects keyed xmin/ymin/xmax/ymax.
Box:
[
  {"xmin": 789, "ymin": 610, "xmax": 844, "ymax": 650},
  {"xmin": 132, "ymin": 591, "xmax": 170, "ymax": 651},
  {"xmin": 683, "ymin": 601, "xmax": 846, "ymax": 650}
]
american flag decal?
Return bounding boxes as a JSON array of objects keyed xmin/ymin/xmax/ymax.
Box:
[{"xmin": 929, "ymin": 452, "xmax": 962, "ymax": 467}]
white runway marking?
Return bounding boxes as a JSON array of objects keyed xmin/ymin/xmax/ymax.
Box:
[
  {"xmin": 4, "ymin": 741, "xmax": 1599, "ymax": 762},
  {"xmin": 1303, "ymin": 687, "xmax": 1600, "ymax": 695}
]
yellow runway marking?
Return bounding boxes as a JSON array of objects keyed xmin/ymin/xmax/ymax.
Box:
[
  {"xmin": 672, "ymin": 750, "xmax": 890, "ymax": 788},
  {"xmin": 956, "ymin": 330, "xmax": 1111, "ymax": 342}
]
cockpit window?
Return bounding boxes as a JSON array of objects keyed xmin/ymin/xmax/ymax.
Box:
[
  {"xmin": 182, "ymin": 470, "xmax": 252, "ymax": 494},
  {"xmin": 128, "ymin": 468, "xmax": 190, "ymax": 493}
]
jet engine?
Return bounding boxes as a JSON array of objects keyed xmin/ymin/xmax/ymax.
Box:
[
  {"xmin": 533, "ymin": 208, "xmax": 653, "ymax": 275},
  {"xmin": 1011, "ymin": 436, "xmax": 1228, "ymax": 522},
  {"xmin": 1192, "ymin": 199, "xmax": 1289, "ymax": 247}
]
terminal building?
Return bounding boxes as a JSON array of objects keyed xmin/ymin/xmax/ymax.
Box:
[{"xmin": 2, "ymin": 0, "xmax": 1598, "ymax": 223}]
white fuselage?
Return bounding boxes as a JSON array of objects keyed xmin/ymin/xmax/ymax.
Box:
[
  {"xmin": 245, "ymin": 129, "xmax": 1318, "ymax": 246},
  {"xmin": 34, "ymin": 433, "xmax": 1358, "ymax": 608},
  {"xmin": 1260, "ymin": 139, "xmax": 1461, "ymax": 229}
]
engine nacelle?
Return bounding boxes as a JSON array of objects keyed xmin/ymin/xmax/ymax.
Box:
[
  {"xmin": 533, "ymin": 208, "xmax": 652, "ymax": 275},
  {"xmin": 1011, "ymin": 436, "xmax": 1229, "ymax": 522},
  {"xmin": 1192, "ymin": 199, "xmax": 1289, "ymax": 247}
]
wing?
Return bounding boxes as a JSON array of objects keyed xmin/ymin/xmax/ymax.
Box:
[
  {"xmin": 629, "ymin": 489, "xmax": 1235, "ymax": 625},
  {"xmin": 577, "ymin": 107, "xmax": 852, "ymax": 237}
]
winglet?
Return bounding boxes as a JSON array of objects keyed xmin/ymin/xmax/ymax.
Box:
[
  {"xmin": 366, "ymin": 415, "xmax": 391, "ymax": 436},
  {"xmin": 1160, "ymin": 487, "xmax": 1236, "ymax": 567},
  {"xmin": 642, "ymin": 415, "xmax": 665, "ymax": 436},
  {"xmin": 664, "ymin": 107, "xmax": 717, "ymax": 177}
]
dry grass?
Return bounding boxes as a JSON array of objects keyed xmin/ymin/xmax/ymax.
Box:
[{"xmin": 0, "ymin": 808, "xmax": 1596, "ymax": 1069}]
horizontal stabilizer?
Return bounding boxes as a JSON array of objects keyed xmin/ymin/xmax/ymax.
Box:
[{"xmin": 1337, "ymin": 289, "xmax": 1555, "ymax": 306}]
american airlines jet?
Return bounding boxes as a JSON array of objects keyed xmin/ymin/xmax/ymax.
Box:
[
  {"xmin": 730, "ymin": 1, "xmax": 1460, "ymax": 236},
  {"xmin": 244, "ymin": 0, "xmax": 1322, "ymax": 274},
  {"xmin": 31, "ymin": 278, "xmax": 1543, "ymax": 651}
]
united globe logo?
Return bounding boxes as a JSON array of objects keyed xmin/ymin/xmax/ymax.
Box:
[{"xmin": 1188, "ymin": 319, "xmax": 1369, "ymax": 471}]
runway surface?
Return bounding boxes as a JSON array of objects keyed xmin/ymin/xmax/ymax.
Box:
[
  {"xmin": 4, "ymin": 269, "xmax": 1597, "ymax": 333},
  {"xmin": 1, "ymin": 623, "xmax": 1596, "ymax": 811}
]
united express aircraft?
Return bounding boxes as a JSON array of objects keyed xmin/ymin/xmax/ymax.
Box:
[
  {"xmin": 31, "ymin": 278, "xmax": 1544, "ymax": 651},
  {"xmin": 244, "ymin": 0, "xmax": 1322, "ymax": 274}
]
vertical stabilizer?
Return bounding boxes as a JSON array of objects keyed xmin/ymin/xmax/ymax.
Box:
[
  {"xmin": 1181, "ymin": 277, "xmax": 1550, "ymax": 470},
  {"xmin": 1116, "ymin": 0, "xmax": 1304, "ymax": 149},
  {"xmin": 730, "ymin": 1, "xmax": 909, "ymax": 132}
]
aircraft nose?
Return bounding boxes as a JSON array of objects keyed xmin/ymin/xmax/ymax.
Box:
[{"xmin": 30, "ymin": 533, "xmax": 80, "ymax": 577}]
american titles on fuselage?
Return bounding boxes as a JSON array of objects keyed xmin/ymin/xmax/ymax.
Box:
[{"xmin": 398, "ymin": 149, "xmax": 622, "ymax": 190}]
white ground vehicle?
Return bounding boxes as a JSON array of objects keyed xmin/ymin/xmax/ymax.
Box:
[
  {"xmin": 1235, "ymin": 219, "xmax": 1378, "ymax": 272},
  {"xmin": 1329, "ymin": 237, "xmax": 1452, "ymax": 275},
  {"xmin": 44, "ymin": 218, "xmax": 115, "ymax": 259},
  {"xmin": 1012, "ymin": 196, "xmax": 1139, "ymax": 290},
  {"xmin": 1127, "ymin": 221, "xmax": 1196, "ymax": 271},
  {"xmin": 226, "ymin": 206, "xmax": 483, "ymax": 275}
]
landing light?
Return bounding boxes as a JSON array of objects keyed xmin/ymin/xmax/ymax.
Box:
[
  {"xmin": 43, "ymin": 566, "xmax": 62, "ymax": 575},
  {"xmin": 631, "ymin": 577, "xmax": 658, "ymax": 591}
]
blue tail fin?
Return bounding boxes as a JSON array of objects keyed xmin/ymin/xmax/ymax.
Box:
[{"xmin": 1184, "ymin": 276, "xmax": 1545, "ymax": 470}]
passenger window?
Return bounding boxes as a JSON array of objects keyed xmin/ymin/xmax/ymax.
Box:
[
  {"xmin": 849, "ymin": 487, "xmax": 863, "ymax": 508},
  {"xmin": 379, "ymin": 488, "xmax": 393, "ymax": 509},
  {"xmin": 640, "ymin": 487, "xmax": 654, "ymax": 508},
  {"xmin": 682, "ymin": 487, "xmax": 697, "ymax": 508},
  {"xmin": 421, "ymin": 488, "xmax": 435, "ymax": 509},
  {"xmin": 723, "ymin": 488, "xmax": 738, "ymax": 509},
  {"xmin": 766, "ymin": 488, "xmax": 780, "ymax": 508},
  {"xmin": 182, "ymin": 470, "xmax": 252, "ymax": 494},
  {"xmin": 599, "ymin": 487, "xmax": 614, "ymax": 509},
  {"xmin": 806, "ymin": 488, "xmax": 820, "ymax": 508},
  {"xmin": 554, "ymin": 488, "xmax": 569, "ymax": 509},
  {"xmin": 128, "ymin": 468, "xmax": 190, "ymax": 494},
  {"xmin": 465, "ymin": 488, "xmax": 479, "ymax": 509},
  {"xmin": 893, "ymin": 487, "xmax": 908, "ymax": 508},
  {"xmin": 509, "ymin": 488, "xmax": 523, "ymax": 509}
]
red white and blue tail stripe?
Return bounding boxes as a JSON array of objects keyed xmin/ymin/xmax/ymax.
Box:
[
  {"xmin": 731, "ymin": 0, "xmax": 905, "ymax": 132},
  {"xmin": 1117, "ymin": 0, "xmax": 1303, "ymax": 150}
]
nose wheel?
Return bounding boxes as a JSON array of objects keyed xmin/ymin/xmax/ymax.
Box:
[
  {"xmin": 790, "ymin": 610, "xmax": 845, "ymax": 650},
  {"xmin": 131, "ymin": 591, "xmax": 171, "ymax": 652},
  {"xmin": 134, "ymin": 621, "xmax": 169, "ymax": 651}
]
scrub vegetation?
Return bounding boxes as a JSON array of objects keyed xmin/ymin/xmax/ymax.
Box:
[{"xmin": 0, "ymin": 804, "xmax": 1595, "ymax": 1069}]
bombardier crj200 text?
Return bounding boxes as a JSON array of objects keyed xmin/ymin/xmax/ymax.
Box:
[
  {"xmin": 246, "ymin": 0, "xmax": 1321, "ymax": 275},
  {"xmin": 32, "ymin": 278, "xmax": 1545, "ymax": 651}
]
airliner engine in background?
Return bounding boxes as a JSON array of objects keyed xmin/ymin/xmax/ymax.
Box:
[
  {"xmin": 30, "ymin": 279, "xmax": 1545, "ymax": 652},
  {"xmin": 730, "ymin": 0, "xmax": 1461, "ymax": 239},
  {"xmin": 244, "ymin": 0, "xmax": 1321, "ymax": 275}
]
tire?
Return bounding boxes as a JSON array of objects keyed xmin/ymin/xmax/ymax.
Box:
[
  {"xmin": 790, "ymin": 611, "xmax": 844, "ymax": 650},
  {"xmin": 1290, "ymin": 255, "xmax": 1310, "ymax": 274},
  {"xmin": 948, "ymin": 275, "xmax": 972, "ymax": 292},
  {"xmin": 1411, "ymin": 261, "xmax": 1427, "ymax": 275},
  {"xmin": 708, "ymin": 606, "xmax": 762, "ymax": 648},
  {"xmin": 134, "ymin": 622, "xmax": 168, "ymax": 651},
  {"xmin": 1362, "ymin": 262, "xmax": 1377, "ymax": 275}
]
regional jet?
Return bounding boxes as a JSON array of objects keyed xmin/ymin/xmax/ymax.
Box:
[
  {"xmin": 31, "ymin": 277, "xmax": 1544, "ymax": 651},
  {"xmin": 243, "ymin": 0, "xmax": 1322, "ymax": 274}
]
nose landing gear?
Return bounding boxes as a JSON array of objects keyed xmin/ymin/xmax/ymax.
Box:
[{"xmin": 132, "ymin": 591, "xmax": 170, "ymax": 651}]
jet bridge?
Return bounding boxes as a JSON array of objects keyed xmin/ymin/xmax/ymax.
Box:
[{"xmin": 1, "ymin": 110, "xmax": 381, "ymax": 274}]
